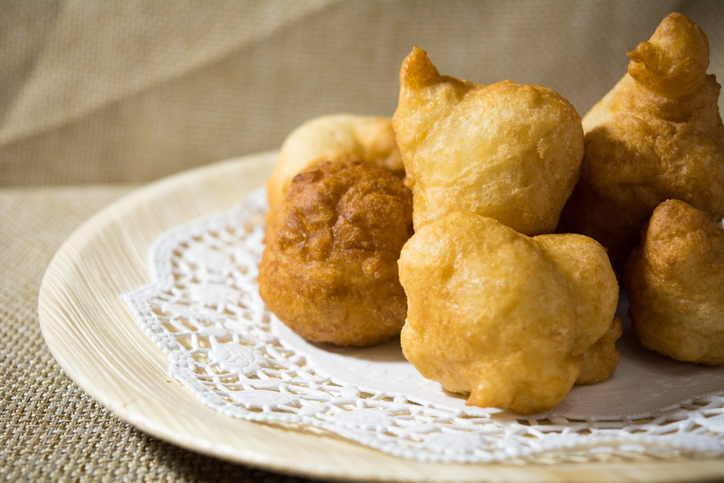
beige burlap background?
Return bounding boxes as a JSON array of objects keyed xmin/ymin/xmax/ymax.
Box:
[
  {"xmin": 2, "ymin": 1, "xmax": 723, "ymax": 481},
  {"xmin": 2, "ymin": 0, "xmax": 723, "ymax": 187}
]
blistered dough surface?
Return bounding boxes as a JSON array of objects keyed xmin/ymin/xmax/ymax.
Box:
[
  {"xmin": 562, "ymin": 13, "xmax": 724, "ymax": 265},
  {"xmin": 260, "ymin": 160, "xmax": 413, "ymax": 347},
  {"xmin": 625, "ymin": 199, "xmax": 724, "ymax": 366},
  {"xmin": 266, "ymin": 114, "xmax": 403, "ymax": 223},
  {"xmin": 398, "ymin": 211, "xmax": 619, "ymax": 414},
  {"xmin": 393, "ymin": 47, "xmax": 584, "ymax": 235}
]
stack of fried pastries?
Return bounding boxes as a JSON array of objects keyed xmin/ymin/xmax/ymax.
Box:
[
  {"xmin": 259, "ymin": 11, "xmax": 724, "ymax": 416},
  {"xmin": 390, "ymin": 47, "xmax": 622, "ymax": 414},
  {"xmin": 260, "ymin": 50, "xmax": 620, "ymax": 415},
  {"xmin": 560, "ymin": 12, "xmax": 724, "ymax": 368}
]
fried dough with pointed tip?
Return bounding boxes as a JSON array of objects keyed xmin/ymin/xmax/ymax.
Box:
[
  {"xmin": 561, "ymin": 13, "xmax": 724, "ymax": 265},
  {"xmin": 266, "ymin": 114, "xmax": 404, "ymax": 224},
  {"xmin": 259, "ymin": 160, "xmax": 413, "ymax": 347},
  {"xmin": 392, "ymin": 47, "xmax": 584, "ymax": 235},
  {"xmin": 398, "ymin": 211, "xmax": 620, "ymax": 414},
  {"xmin": 625, "ymin": 199, "xmax": 724, "ymax": 366}
]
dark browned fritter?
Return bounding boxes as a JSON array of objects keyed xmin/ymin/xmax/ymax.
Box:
[{"xmin": 259, "ymin": 159, "xmax": 413, "ymax": 347}]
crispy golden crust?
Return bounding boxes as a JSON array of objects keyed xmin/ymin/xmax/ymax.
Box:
[
  {"xmin": 577, "ymin": 316, "xmax": 623, "ymax": 385},
  {"xmin": 259, "ymin": 160, "xmax": 413, "ymax": 347},
  {"xmin": 393, "ymin": 47, "xmax": 584, "ymax": 235},
  {"xmin": 624, "ymin": 199, "xmax": 724, "ymax": 366},
  {"xmin": 266, "ymin": 114, "xmax": 404, "ymax": 224},
  {"xmin": 561, "ymin": 13, "xmax": 724, "ymax": 265},
  {"xmin": 398, "ymin": 211, "xmax": 619, "ymax": 414}
]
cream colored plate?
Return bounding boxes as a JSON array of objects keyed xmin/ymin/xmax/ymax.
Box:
[{"xmin": 38, "ymin": 152, "xmax": 724, "ymax": 482}]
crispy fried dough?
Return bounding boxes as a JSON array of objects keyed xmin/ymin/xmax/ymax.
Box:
[
  {"xmin": 561, "ymin": 13, "xmax": 724, "ymax": 265},
  {"xmin": 393, "ymin": 47, "xmax": 584, "ymax": 235},
  {"xmin": 259, "ymin": 160, "xmax": 413, "ymax": 347},
  {"xmin": 398, "ymin": 211, "xmax": 620, "ymax": 414},
  {"xmin": 625, "ymin": 199, "xmax": 724, "ymax": 366},
  {"xmin": 266, "ymin": 114, "xmax": 404, "ymax": 223}
]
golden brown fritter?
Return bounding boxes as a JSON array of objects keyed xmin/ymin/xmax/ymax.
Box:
[
  {"xmin": 266, "ymin": 114, "xmax": 404, "ymax": 224},
  {"xmin": 259, "ymin": 160, "xmax": 413, "ymax": 347},
  {"xmin": 561, "ymin": 13, "xmax": 724, "ymax": 265},
  {"xmin": 625, "ymin": 199, "xmax": 724, "ymax": 366},
  {"xmin": 398, "ymin": 211, "xmax": 620, "ymax": 414},
  {"xmin": 393, "ymin": 46, "xmax": 584, "ymax": 235}
]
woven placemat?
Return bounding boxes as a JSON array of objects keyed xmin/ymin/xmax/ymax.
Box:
[{"xmin": 0, "ymin": 185, "xmax": 315, "ymax": 482}]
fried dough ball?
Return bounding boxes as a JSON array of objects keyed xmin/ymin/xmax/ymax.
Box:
[
  {"xmin": 624, "ymin": 199, "xmax": 724, "ymax": 366},
  {"xmin": 266, "ymin": 114, "xmax": 404, "ymax": 223},
  {"xmin": 561, "ymin": 13, "xmax": 724, "ymax": 265},
  {"xmin": 392, "ymin": 46, "xmax": 584, "ymax": 235},
  {"xmin": 259, "ymin": 160, "xmax": 413, "ymax": 347},
  {"xmin": 398, "ymin": 211, "xmax": 620, "ymax": 414}
]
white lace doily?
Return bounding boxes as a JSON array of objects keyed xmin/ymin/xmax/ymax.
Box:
[{"xmin": 122, "ymin": 188, "xmax": 724, "ymax": 463}]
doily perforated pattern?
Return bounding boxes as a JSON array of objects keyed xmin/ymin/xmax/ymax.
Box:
[{"xmin": 122, "ymin": 188, "xmax": 724, "ymax": 464}]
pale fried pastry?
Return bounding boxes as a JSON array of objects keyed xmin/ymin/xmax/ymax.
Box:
[
  {"xmin": 625, "ymin": 199, "xmax": 724, "ymax": 366},
  {"xmin": 561, "ymin": 13, "xmax": 724, "ymax": 265},
  {"xmin": 266, "ymin": 114, "xmax": 404, "ymax": 224},
  {"xmin": 398, "ymin": 211, "xmax": 620, "ymax": 414},
  {"xmin": 259, "ymin": 160, "xmax": 413, "ymax": 347},
  {"xmin": 393, "ymin": 46, "xmax": 584, "ymax": 235}
]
